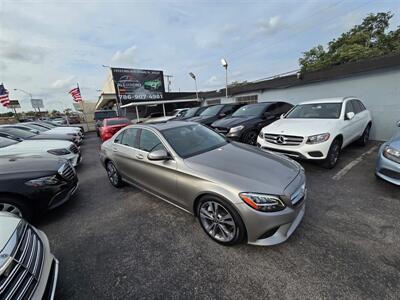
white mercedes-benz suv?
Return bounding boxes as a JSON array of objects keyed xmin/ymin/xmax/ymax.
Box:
[{"xmin": 257, "ymin": 97, "xmax": 372, "ymax": 168}]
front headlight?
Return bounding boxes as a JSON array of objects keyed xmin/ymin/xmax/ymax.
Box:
[
  {"xmin": 229, "ymin": 125, "xmax": 244, "ymax": 134},
  {"xmin": 306, "ymin": 133, "xmax": 330, "ymax": 144},
  {"xmin": 383, "ymin": 146, "xmax": 400, "ymax": 163},
  {"xmin": 25, "ymin": 175, "xmax": 61, "ymax": 187},
  {"xmin": 47, "ymin": 148, "xmax": 71, "ymax": 155},
  {"xmin": 239, "ymin": 192, "xmax": 285, "ymax": 212}
]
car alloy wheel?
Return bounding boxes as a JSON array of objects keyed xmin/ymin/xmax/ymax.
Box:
[
  {"xmin": 0, "ymin": 202, "xmax": 23, "ymax": 218},
  {"xmin": 358, "ymin": 125, "xmax": 371, "ymax": 146},
  {"xmin": 199, "ymin": 200, "xmax": 237, "ymax": 243},
  {"xmin": 106, "ymin": 161, "xmax": 123, "ymax": 187},
  {"xmin": 323, "ymin": 139, "xmax": 341, "ymax": 169},
  {"xmin": 243, "ymin": 130, "xmax": 258, "ymax": 145}
]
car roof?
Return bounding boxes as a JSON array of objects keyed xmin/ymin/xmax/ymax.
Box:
[
  {"xmin": 299, "ymin": 97, "xmax": 357, "ymax": 105},
  {"xmin": 139, "ymin": 120, "xmax": 198, "ymax": 131}
]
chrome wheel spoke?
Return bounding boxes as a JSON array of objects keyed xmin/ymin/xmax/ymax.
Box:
[
  {"xmin": 200, "ymin": 208, "xmax": 214, "ymax": 221},
  {"xmin": 0, "ymin": 203, "xmax": 22, "ymax": 217}
]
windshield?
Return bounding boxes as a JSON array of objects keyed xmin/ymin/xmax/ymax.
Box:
[
  {"xmin": 106, "ymin": 118, "xmax": 130, "ymax": 126},
  {"xmin": 232, "ymin": 103, "xmax": 267, "ymax": 117},
  {"xmin": 0, "ymin": 128, "xmax": 36, "ymax": 139},
  {"xmin": 285, "ymin": 103, "xmax": 342, "ymax": 119},
  {"xmin": 0, "ymin": 136, "xmax": 19, "ymax": 148},
  {"xmin": 43, "ymin": 122, "xmax": 57, "ymax": 128},
  {"xmin": 200, "ymin": 105, "xmax": 222, "ymax": 116},
  {"xmin": 183, "ymin": 107, "xmax": 199, "ymax": 118},
  {"xmin": 162, "ymin": 124, "xmax": 227, "ymax": 158},
  {"xmin": 95, "ymin": 111, "xmax": 117, "ymax": 120},
  {"xmin": 25, "ymin": 124, "xmax": 47, "ymax": 132}
]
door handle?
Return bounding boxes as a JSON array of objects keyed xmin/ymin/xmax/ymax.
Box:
[
  {"xmin": 112, "ymin": 147, "xmax": 118, "ymax": 152},
  {"xmin": 136, "ymin": 153, "xmax": 144, "ymax": 159}
]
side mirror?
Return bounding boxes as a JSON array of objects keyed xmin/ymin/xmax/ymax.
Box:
[
  {"xmin": 396, "ymin": 120, "xmax": 400, "ymax": 127},
  {"xmin": 219, "ymin": 113, "xmax": 226, "ymax": 118},
  {"xmin": 148, "ymin": 149, "xmax": 170, "ymax": 161},
  {"xmin": 30, "ymin": 129, "xmax": 40, "ymax": 134},
  {"xmin": 346, "ymin": 112, "xmax": 355, "ymax": 120}
]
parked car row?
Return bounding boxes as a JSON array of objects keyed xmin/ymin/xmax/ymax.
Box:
[{"xmin": 0, "ymin": 121, "xmax": 85, "ymax": 299}]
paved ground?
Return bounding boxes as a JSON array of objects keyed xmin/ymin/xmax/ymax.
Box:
[{"xmin": 36, "ymin": 133, "xmax": 400, "ymax": 299}]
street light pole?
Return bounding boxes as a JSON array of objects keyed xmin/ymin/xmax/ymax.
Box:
[
  {"xmin": 189, "ymin": 72, "xmax": 199, "ymax": 101},
  {"xmin": 220, "ymin": 58, "xmax": 228, "ymax": 99}
]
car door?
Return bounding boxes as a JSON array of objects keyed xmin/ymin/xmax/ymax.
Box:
[
  {"xmin": 133, "ymin": 129, "xmax": 178, "ymax": 202},
  {"xmin": 111, "ymin": 128, "xmax": 140, "ymax": 181},
  {"xmin": 342, "ymin": 100, "xmax": 359, "ymax": 146},
  {"xmin": 353, "ymin": 99, "xmax": 369, "ymax": 134}
]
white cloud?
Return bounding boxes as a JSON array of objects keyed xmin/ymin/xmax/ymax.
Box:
[
  {"xmin": 51, "ymin": 76, "xmax": 76, "ymax": 89},
  {"xmin": 110, "ymin": 46, "xmax": 137, "ymax": 67},
  {"xmin": 255, "ymin": 15, "xmax": 284, "ymax": 35}
]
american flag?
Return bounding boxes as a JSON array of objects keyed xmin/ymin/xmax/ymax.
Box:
[
  {"xmin": 0, "ymin": 84, "xmax": 10, "ymax": 107},
  {"xmin": 69, "ymin": 85, "xmax": 82, "ymax": 102}
]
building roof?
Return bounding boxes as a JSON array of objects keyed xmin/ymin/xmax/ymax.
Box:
[{"xmin": 199, "ymin": 54, "xmax": 400, "ymax": 99}]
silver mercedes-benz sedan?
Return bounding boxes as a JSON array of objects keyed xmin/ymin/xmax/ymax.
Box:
[{"xmin": 100, "ymin": 121, "xmax": 306, "ymax": 246}]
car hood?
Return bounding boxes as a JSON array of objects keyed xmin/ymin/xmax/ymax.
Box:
[
  {"xmin": 184, "ymin": 142, "xmax": 300, "ymax": 195},
  {"xmin": 30, "ymin": 133, "xmax": 73, "ymax": 140},
  {"xmin": 0, "ymin": 155, "xmax": 64, "ymax": 175},
  {"xmin": 0, "ymin": 213, "xmax": 21, "ymax": 253},
  {"xmin": 388, "ymin": 133, "xmax": 400, "ymax": 150},
  {"xmin": 211, "ymin": 116, "xmax": 256, "ymax": 128},
  {"xmin": 145, "ymin": 116, "xmax": 174, "ymax": 123},
  {"xmin": 188, "ymin": 115, "xmax": 217, "ymax": 124},
  {"xmin": 263, "ymin": 118, "xmax": 338, "ymax": 136},
  {"xmin": 0, "ymin": 139, "xmax": 72, "ymax": 155},
  {"xmin": 47, "ymin": 128, "xmax": 79, "ymax": 133}
]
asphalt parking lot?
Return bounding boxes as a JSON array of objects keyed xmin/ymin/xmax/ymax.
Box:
[{"xmin": 36, "ymin": 133, "xmax": 400, "ymax": 299}]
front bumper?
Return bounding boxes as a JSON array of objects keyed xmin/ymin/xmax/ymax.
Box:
[
  {"xmin": 32, "ymin": 228, "xmax": 59, "ymax": 300},
  {"xmin": 63, "ymin": 152, "xmax": 81, "ymax": 167},
  {"xmin": 48, "ymin": 180, "xmax": 79, "ymax": 210},
  {"xmin": 257, "ymin": 136, "xmax": 331, "ymax": 160},
  {"xmin": 376, "ymin": 146, "xmax": 400, "ymax": 186}
]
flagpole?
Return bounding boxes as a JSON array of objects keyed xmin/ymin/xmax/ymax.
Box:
[{"xmin": 77, "ymin": 83, "xmax": 90, "ymax": 132}]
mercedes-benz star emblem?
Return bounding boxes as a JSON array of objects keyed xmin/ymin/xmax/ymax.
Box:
[{"xmin": 276, "ymin": 135, "xmax": 285, "ymax": 144}]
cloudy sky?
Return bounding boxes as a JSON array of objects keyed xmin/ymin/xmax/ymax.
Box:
[{"xmin": 0, "ymin": 0, "xmax": 399, "ymax": 112}]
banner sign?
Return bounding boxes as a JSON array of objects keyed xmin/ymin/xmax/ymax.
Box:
[
  {"xmin": 31, "ymin": 98, "xmax": 44, "ymax": 109},
  {"xmin": 111, "ymin": 68, "xmax": 165, "ymax": 105},
  {"xmin": 9, "ymin": 100, "xmax": 21, "ymax": 109}
]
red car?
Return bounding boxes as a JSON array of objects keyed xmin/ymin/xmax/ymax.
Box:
[{"xmin": 100, "ymin": 117, "xmax": 131, "ymax": 141}]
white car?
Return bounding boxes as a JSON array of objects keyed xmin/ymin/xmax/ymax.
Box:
[
  {"xmin": 144, "ymin": 108, "xmax": 189, "ymax": 123},
  {"xmin": 257, "ymin": 97, "xmax": 372, "ymax": 168},
  {"xmin": 31, "ymin": 122, "xmax": 83, "ymax": 136},
  {"xmin": 0, "ymin": 136, "xmax": 81, "ymax": 166}
]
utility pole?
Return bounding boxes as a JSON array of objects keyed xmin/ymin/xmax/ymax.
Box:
[{"xmin": 164, "ymin": 74, "xmax": 173, "ymax": 92}]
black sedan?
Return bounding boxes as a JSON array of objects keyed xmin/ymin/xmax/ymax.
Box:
[
  {"xmin": 211, "ymin": 102, "xmax": 293, "ymax": 145},
  {"xmin": 171, "ymin": 106, "xmax": 208, "ymax": 121},
  {"xmin": 186, "ymin": 103, "xmax": 243, "ymax": 126},
  {"xmin": 0, "ymin": 155, "xmax": 78, "ymax": 221},
  {"xmin": 0, "ymin": 126, "xmax": 78, "ymax": 145}
]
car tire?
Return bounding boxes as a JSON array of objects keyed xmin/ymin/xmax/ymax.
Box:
[
  {"xmin": 241, "ymin": 130, "xmax": 258, "ymax": 145},
  {"xmin": 356, "ymin": 124, "xmax": 371, "ymax": 146},
  {"xmin": 106, "ymin": 161, "xmax": 124, "ymax": 188},
  {"xmin": 0, "ymin": 196, "xmax": 33, "ymax": 221},
  {"xmin": 197, "ymin": 196, "xmax": 246, "ymax": 246},
  {"xmin": 322, "ymin": 139, "xmax": 341, "ymax": 169}
]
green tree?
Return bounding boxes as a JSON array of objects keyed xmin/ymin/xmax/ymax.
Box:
[{"xmin": 299, "ymin": 12, "xmax": 400, "ymax": 72}]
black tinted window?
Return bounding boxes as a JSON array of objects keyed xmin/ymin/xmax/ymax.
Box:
[
  {"xmin": 121, "ymin": 128, "xmax": 138, "ymax": 147},
  {"xmin": 106, "ymin": 118, "xmax": 130, "ymax": 126},
  {"xmin": 352, "ymin": 100, "xmax": 362, "ymax": 114},
  {"xmin": 114, "ymin": 131, "xmax": 125, "ymax": 144},
  {"xmin": 139, "ymin": 130, "xmax": 164, "ymax": 152},
  {"xmin": 286, "ymin": 103, "xmax": 342, "ymax": 119},
  {"xmin": 345, "ymin": 101, "xmax": 355, "ymax": 114},
  {"xmin": 357, "ymin": 100, "xmax": 366, "ymax": 111}
]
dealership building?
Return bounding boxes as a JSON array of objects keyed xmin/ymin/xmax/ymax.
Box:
[{"xmin": 96, "ymin": 54, "xmax": 399, "ymax": 141}]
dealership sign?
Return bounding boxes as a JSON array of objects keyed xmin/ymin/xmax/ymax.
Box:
[
  {"xmin": 111, "ymin": 68, "xmax": 165, "ymax": 104},
  {"xmin": 31, "ymin": 98, "xmax": 44, "ymax": 109}
]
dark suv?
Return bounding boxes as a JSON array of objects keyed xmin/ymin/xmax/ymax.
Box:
[
  {"xmin": 211, "ymin": 101, "xmax": 293, "ymax": 145},
  {"xmin": 186, "ymin": 103, "xmax": 243, "ymax": 126},
  {"xmin": 0, "ymin": 155, "xmax": 78, "ymax": 221}
]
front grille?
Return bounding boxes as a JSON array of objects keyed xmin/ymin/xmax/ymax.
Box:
[
  {"xmin": 58, "ymin": 163, "xmax": 75, "ymax": 181},
  {"xmin": 379, "ymin": 168, "xmax": 400, "ymax": 180},
  {"xmin": 69, "ymin": 144, "xmax": 79, "ymax": 154},
  {"xmin": 0, "ymin": 225, "xmax": 44, "ymax": 300},
  {"xmin": 264, "ymin": 133, "xmax": 304, "ymax": 146}
]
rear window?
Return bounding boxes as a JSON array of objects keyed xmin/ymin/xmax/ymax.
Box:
[
  {"xmin": 106, "ymin": 118, "xmax": 130, "ymax": 126},
  {"xmin": 94, "ymin": 111, "xmax": 117, "ymax": 120}
]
